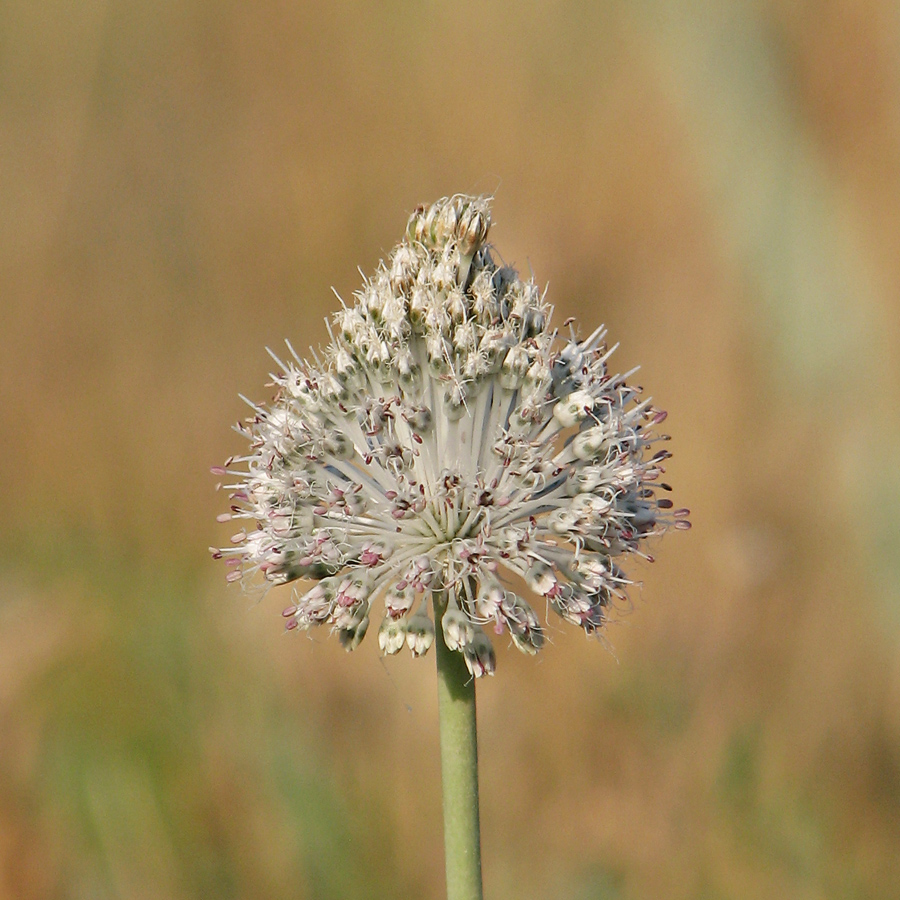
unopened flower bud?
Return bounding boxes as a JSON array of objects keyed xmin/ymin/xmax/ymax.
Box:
[
  {"xmin": 338, "ymin": 613, "xmax": 369, "ymax": 652},
  {"xmin": 553, "ymin": 390, "xmax": 594, "ymax": 427},
  {"xmin": 378, "ymin": 616, "xmax": 407, "ymax": 655},
  {"xmin": 463, "ymin": 630, "xmax": 496, "ymax": 678},
  {"xmin": 406, "ymin": 612, "xmax": 435, "ymax": 657},
  {"xmin": 442, "ymin": 608, "xmax": 476, "ymax": 651}
]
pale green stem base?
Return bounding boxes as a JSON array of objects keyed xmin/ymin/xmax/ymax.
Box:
[{"xmin": 434, "ymin": 592, "xmax": 484, "ymax": 900}]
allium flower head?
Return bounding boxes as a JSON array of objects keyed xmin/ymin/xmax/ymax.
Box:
[{"xmin": 213, "ymin": 195, "xmax": 689, "ymax": 676}]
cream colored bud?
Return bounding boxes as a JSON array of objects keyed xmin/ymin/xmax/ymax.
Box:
[
  {"xmin": 378, "ymin": 617, "xmax": 407, "ymax": 655},
  {"xmin": 406, "ymin": 612, "xmax": 435, "ymax": 657},
  {"xmin": 463, "ymin": 630, "xmax": 496, "ymax": 677},
  {"xmin": 572, "ymin": 424, "xmax": 609, "ymax": 460},
  {"xmin": 553, "ymin": 390, "xmax": 594, "ymax": 427}
]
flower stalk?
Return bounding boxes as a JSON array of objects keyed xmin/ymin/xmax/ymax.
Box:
[{"xmin": 435, "ymin": 589, "xmax": 484, "ymax": 900}]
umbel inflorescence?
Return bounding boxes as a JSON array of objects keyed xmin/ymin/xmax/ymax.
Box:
[{"xmin": 213, "ymin": 195, "xmax": 689, "ymax": 676}]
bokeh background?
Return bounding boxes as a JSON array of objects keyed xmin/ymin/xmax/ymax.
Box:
[{"xmin": 3, "ymin": 1, "xmax": 900, "ymax": 897}]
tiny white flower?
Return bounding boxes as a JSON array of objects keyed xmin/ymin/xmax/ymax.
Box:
[
  {"xmin": 214, "ymin": 195, "xmax": 690, "ymax": 675},
  {"xmin": 378, "ymin": 616, "xmax": 407, "ymax": 655},
  {"xmin": 406, "ymin": 610, "xmax": 436, "ymax": 657}
]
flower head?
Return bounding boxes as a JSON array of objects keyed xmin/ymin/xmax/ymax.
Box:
[{"xmin": 213, "ymin": 195, "xmax": 689, "ymax": 676}]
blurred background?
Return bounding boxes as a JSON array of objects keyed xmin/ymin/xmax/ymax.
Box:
[{"xmin": 2, "ymin": 1, "xmax": 900, "ymax": 897}]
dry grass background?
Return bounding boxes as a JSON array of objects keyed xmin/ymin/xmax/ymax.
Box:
[{"xmin": 2, "ymin": 1, "xmax": 900, "ymax": 898}]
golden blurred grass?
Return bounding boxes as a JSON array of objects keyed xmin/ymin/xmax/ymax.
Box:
[{"xmin": 2, "ymin": 1, "xmax": 900, "ymax": 897}]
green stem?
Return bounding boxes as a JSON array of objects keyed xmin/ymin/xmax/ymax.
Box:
[{"xmin": 434, "ymin": 591, "xmax": 484, "ymax": 900}]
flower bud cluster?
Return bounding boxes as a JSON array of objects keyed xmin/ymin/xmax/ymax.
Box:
[{"xmin": 214, "ymin": 195, "xmax": 689, "ymax": 676}]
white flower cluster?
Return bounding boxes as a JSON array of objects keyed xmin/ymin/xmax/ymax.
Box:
[{"xmin": 213, "ymin": 195, "xmax": 689, "ymax": 676}]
